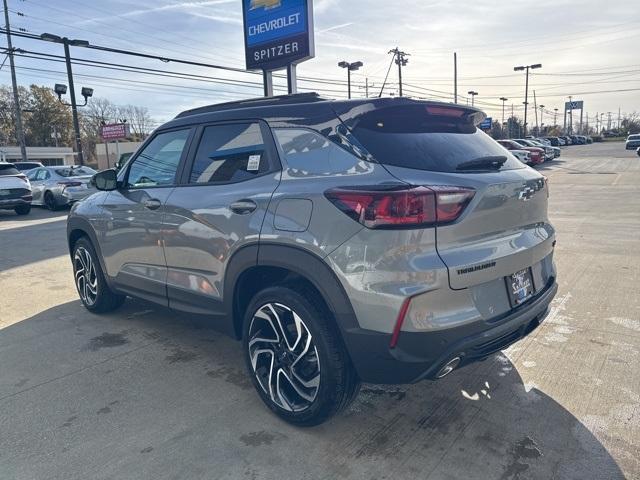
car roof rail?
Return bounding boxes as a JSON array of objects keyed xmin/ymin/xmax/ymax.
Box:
[{"xmin": 175, "ymin": 92, "xmax": 327, "ymax": 119}]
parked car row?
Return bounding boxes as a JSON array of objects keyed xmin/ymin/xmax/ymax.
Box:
[
  {"xmin": 0, "ymin": 162, "xmax": 98, "ymax": 216},
  {"xmin": 496, "ymin": 138, "xmax": 556, "ymax": 167},
  {"xmin": 543, "ymin": 135, "xmax": 592, "ymax": 146}
]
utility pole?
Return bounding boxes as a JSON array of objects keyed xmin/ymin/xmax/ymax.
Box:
[
  {"xmin": 554, "ymin": 108, "xmax": 558, "ymax": 127},
  {"xmin": 607, "ymin": 112, "xmax": 612, "ymax": 131},
  {"xmin": 3, "ymin": 0, "xmax": 28, "ymax": 162},
  {"xmin": 617, "ymin": 107, "xmax": 621, "ymax": 130},
  {"xmin": 389, "ymin": 47, "xmax": 409, "ymax": 97},
  {"xmin": 539, "ymin": 104, "xmax": 545, "ymax": 134},
  {"xmin": 514, "ymin": 63, "xmax": 542, "ymax": 137},
  {"xmin": 454, "ymin": 52, "xmax": 458, "ymax": 104}
]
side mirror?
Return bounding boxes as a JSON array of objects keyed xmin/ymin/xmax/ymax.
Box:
[{"xmin": 93, "ymin": 169, "xmax": 118, "ymax": 191}]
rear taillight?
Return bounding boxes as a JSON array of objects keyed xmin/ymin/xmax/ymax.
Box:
[
  {"xmin": 58, "ymin": 181, "xmax": 82, "ymax": 188},
  {"xmin": 324, "ymin": 186, "xmax": 474, "ymax": 229}
]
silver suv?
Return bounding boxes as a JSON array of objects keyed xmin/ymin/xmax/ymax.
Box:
[{"xmin": 68, "ymin": 94, "xmax": 557, "ymax": 425}]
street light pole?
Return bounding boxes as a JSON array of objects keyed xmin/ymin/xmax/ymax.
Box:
[
  {"xmin": 500, "ymin": 97, "xmax": 508, "ymax": 137},
  {"xmin": 62, "ymin": 39, "xmax": 84, "ymax": 165},
  {"xmin": 467, "ymin": 91, "xmax": 478, "ymax": 107},
  {"xmin": 514, "ymin": 63, "xmax": 542, "ymax": 137},
  {"xmin": 554, "ymin": 108, "xmax": 558, "ymax": 127},
  {"xmin": 539, "ymin": 104, "xmax": 545, "ymax": 134},
  {"xmin": 338, "ymin": 60, "xmax": 363, "ymax": 99},
  {"xmin": 41, "ymin": 33, "xmax": 90, "ymax": 165},
  {"xmin": 3, "ymin": 0, "xmax": 28, "ymax": 162}
]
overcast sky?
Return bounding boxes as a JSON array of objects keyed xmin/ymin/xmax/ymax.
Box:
[{"xmin": 3, "ymin": 0, "xmax": 639, "ymax": 127}]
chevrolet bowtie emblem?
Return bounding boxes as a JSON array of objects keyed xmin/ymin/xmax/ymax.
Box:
[{"xmin": 250, "ymin": 0, "xmax": 281, "ymax": 9}]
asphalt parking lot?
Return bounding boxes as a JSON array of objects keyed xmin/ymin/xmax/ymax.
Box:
[{"xmin": 1, "ymin": 142, "xmax": 638, "ymax": 480}]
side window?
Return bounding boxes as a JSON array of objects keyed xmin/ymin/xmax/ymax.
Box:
[
  {"xmin": 36, "ymin": 169, "xmax": 49, "ymax": 180},
  {"xmin": 27, "ymin": 169, "xmax": 39, "ymax": 180},
  {"xmin": 273, "ymin": 128, "xmax": 367, "ymax": 176},
  {"xmin": 126, "ymin": 129, "xmax": 190, "ymax": 188},
  {"xmin": 189, "ymin": 123, "xmax": 268, "ymax": 184}
]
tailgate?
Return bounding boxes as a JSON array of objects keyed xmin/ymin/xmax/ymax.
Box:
[{"xmin": 385, "ymin": 165, "xmax": 554, "ymax": 289}]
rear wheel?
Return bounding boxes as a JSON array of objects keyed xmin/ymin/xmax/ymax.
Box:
[
  {"xmin": 44, "ymin": 191, "xmax": 58, "ymax": 211},
  {"xmin": 72, "ymin": 237, "xmax": 125, "ymax": 313},
  {"xmin": 243, "ymin": 286, "xmax": 360, "ymax": 426},
  {"xmin": 14, "ymin": 205, "xmax": 31, "ymax": 215}
]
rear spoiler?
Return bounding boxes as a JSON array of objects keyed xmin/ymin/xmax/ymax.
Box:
[{"xmin": 332, "ymin": 98, "xmax": 487, "ymax": 128}]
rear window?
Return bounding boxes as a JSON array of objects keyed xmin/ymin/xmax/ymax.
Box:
[
  {"xmin": 15, "ymin": 163, "xmax": 42, "ymax": 171},
  {"xmin": 55, "ymin": 167, "xmax": 96, "ymax": 177},
  {"xmin": 0, "ymin": 164, "xmax": 20, "ymax": 176},
  {"xmin": 351, "ymin": 105, "xmax": 524, "ymax": 173}
]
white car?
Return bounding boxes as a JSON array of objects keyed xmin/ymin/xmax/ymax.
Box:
[
  {"xmin": 510, "ymin": 149, "xmax": 531, "ymax": 164},
  {"xmin": 0, "ymin": 162, "xmax": 32, "ymax": 215}
]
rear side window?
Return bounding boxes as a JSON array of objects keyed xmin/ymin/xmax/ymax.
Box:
[
  {"xmin": 189, "ymin": 123, "xmax": 267, "ymax": 184},
  {"xmin": 0, "ymin": 164, "xmax": 20, "ymax": 176},
  {"xmin": 351, "ymin": 105, "xmax": 523, "ymax": 173},
  {"xmin": 126, "ymin": 129, "xmax": 190, "ymax": 188},
  {"xmin": 55, "ymin": 167, "xmax": 96, "ymax": 177},
  {"xmin": 274, "ymin": 128, "xmax": 368, "ymax": 176}
]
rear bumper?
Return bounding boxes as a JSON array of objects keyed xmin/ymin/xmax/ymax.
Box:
[
  {"xmin": 342, "ymin": 279, "xmax": 557, "ymax": 384},
  {"xmin": 0, "ymin": 197, "xmax": 32, "ymax": 209},
  {"xmin": 61, "ymin": 188, "xmax": 95, "ymax": 205}
]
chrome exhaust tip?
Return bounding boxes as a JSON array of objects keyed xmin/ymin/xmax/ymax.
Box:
[{"xmin": 436, "ymin": 356, "xmax": 461, "ymax": 378}]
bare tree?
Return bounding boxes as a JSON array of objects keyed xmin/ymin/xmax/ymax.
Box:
[{"xmin": 117, "ymin": 104, "xmax": 153, "ymax": 141}]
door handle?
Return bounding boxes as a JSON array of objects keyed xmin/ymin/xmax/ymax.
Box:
[
  {"xmin": 230, "ymin": 199, "xmax": 257, "ymax": 214},
  {"xmin": 143, "ymin": 199, "xmax": 162, "ymax": 210}
]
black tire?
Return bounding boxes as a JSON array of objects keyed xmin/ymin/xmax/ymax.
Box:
[
  {"xmin": 242, "ymin": 285, "xmax": 360, "ymax": 426},
  {"xmin": 44, "ymin": 191, "xmax": 58, "ymax": 211},
  {"xmin": 14, "ymin": 204, "xmax": 31, "ymax": 215},
  {"xmin": 72, "ymin": 237, "xmax": 126, "ymax": 313}
]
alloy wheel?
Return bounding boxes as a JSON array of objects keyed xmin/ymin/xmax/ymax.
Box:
[
  {"xmin": 248, "ymin": 303, "xmax": 320, "ymax": 412},
  {"xmin": 74, "ymin": 247, "xmax": 98, "ymax": 306}
]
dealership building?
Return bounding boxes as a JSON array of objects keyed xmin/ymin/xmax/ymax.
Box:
[{"xmin": 0, "ymin": 146, "xmax": 75, "ymax": 166}]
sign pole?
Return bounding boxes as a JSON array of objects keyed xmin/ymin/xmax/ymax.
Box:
[
  {"xmin": 263, "ymin": 70, "xmax": 273, "ymax": 97},
  {"xmin": 105, "ymin": 141, "xmax": 110, "ymax": 169},
  {"xmin": 287, "ymin": 64, "xmax": 297, "ymax": 94}
]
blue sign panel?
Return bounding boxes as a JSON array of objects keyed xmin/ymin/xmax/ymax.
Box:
[
  {"xmin": 479, "ymin": 117, "xmax": 492, "ymax": 130},
  {"xmin": 242, "ymin": 0, "xmax": 315, "ymax": 71}
]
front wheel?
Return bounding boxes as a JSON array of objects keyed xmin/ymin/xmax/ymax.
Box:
[
  {"xmin": 243, "ymin": 286, "xmax": 360, "ymax": 426},
  {"xmin": 72, "ymin": 237, "xmax": 126, "ymax": 313}
]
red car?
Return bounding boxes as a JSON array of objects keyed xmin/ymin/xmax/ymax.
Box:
[{"xmin": 497, "ymin": 140, "xmax": 545, "ymax": 165}]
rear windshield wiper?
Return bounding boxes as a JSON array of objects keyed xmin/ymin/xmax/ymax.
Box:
[{"xmin": 456, "ymin": 155, "xmax": 507, "ymax": 171}]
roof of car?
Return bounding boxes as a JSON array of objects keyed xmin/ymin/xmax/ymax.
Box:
[{"xmin": 162, "ymin": 93, "xmax": 486, "ymax": 131}]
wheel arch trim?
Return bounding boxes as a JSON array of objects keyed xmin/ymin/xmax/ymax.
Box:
[
  {"xmin": 224, "ymin": 243, "xmax": 360, "ymax": 341},
  {"xmin": 66, "ymin": 216, "xmax": 114, "ymax": 290}
]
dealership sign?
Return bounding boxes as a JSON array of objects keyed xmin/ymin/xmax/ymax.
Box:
[
  {"xmin": 479, "ymin": 117, "xmax": 492, "ymax": 130},
  {"xmin": 242, "ymin": 0, "xmax": 315, "ymax": 71},
  {"xmin": 100, "ymin": 123, "xmax": 130, "ymax": 141},
  {"xmin": 565, "ymin": 100, "xmax": 584, "ymax": 110}
]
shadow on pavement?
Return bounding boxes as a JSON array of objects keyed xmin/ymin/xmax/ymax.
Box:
[
  {"xmin": 0, "ymin": 209, "xmax": 69, "ymax": 270},
  {"xmin": 0, "ymin": 299, "xmax": 625, "ymax": 480}
]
